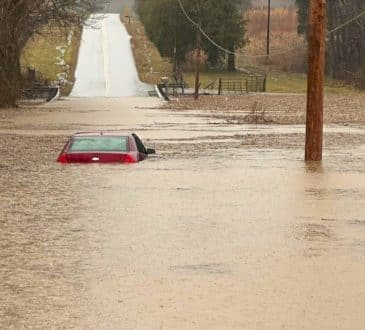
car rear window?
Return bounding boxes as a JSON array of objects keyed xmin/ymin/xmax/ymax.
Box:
[{"xmin": 69, "ymin": 136, "xmax": 129, "ymax": 152}]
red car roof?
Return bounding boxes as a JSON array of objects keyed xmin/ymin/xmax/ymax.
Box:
[{"xmin": 72, "ymin": 131, "xmax": 134, "ymax": 137}]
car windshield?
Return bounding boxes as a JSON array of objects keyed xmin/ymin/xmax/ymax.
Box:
[{"xmin": 69, "ymin": 136, "xmax": 129, "ymax": 152}]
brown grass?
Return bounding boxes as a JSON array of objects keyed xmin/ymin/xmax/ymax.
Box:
[
  {"xmin": 246, "ymin": 8, "xmax": 298, "ymax": 35},
  {"xmin": 241, "ymin": 8, "xmax": 306, "ymax": 72},
  {"xmin": 121, "ymin": 16, "xmax": 173, "ymax": 84}
]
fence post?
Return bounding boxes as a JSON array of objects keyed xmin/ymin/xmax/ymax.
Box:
[{"xmin": 218, "ymin": 78, "xmax": 222, "ymax": 95}]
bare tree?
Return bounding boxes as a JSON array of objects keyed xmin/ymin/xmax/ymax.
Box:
[{"xmin": 0, "ymin": 0, "xmax": 97, "ymax": 107}]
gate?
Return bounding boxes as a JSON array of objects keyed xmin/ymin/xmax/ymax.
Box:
[{"xmin": 218, "ymin": 74, "xmax": 266, "ymax": 95}]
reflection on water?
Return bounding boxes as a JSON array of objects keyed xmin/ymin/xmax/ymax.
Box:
[
  {"xmin": 304, "ymin": 160, "xmax": 324, "ymax": 173},
  {"xmin": 1, "ymin": 99, "xmax": 365, "ymax": 328}
]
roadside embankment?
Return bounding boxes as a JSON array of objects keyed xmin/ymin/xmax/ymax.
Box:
[
  {"xmin": 121, "ymin": 16, "xmax": 173, "ymax": 85},
  {"xmin": 21, "ymin": 26, "xmax": 82, "ymax": 95}
]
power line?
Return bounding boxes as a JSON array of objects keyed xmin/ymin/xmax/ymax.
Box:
[
  {"xmin": 327, "ymin": 9, "xmax": 365, "ymax": 34},
  {"xmin": 177, "ymin": 0, "xmax": 365, "ymax": 59},
  {"xmin": 177, "ymin": 0, "xmax": 236, "ymax": 55}
]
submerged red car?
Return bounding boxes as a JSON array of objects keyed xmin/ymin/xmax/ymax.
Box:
[{"xmin": 57, "ymin": 132, "xmax": 155, "ymax": 164}]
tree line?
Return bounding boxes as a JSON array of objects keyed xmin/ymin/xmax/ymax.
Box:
[
  {"xmin": 296, "ymin": 0, "xmax": 365, "ymax": 84},
  {"xmin": 135, "ymin": 0, "xmax": 250, "ymax": 73},
  {"xmin": 0, "ymin": 0, "xmax": 97, "ymax": 108}
]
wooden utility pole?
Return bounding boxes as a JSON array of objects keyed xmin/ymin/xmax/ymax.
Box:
[
  {"xmin": 305, "ymin": 0, "xmax": 326, "ymax": 161},
  {"xmin": 194, "ymin": 22, "xmax": 201, "ymax": 100},
  {"xmin": 266, "ymin": 0, "xmax": 271, "ymax": 61},
  {"xmin": 173, "ymin": 4, "xmax": 178, "ymax": 75}
]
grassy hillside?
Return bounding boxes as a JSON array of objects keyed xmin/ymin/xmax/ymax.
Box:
[{"xmin": 21, "ymin": 27, "xmax": 81, "ymax": 96}]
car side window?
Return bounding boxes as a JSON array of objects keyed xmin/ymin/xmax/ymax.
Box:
[{"xmin": 132, "ymin": 134, "xmax": 147, "ymax": 154}]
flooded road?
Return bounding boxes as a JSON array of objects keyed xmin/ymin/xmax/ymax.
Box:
[{"xmin": 1, "ymin": 97, "xmax": 365, "ymax": 329}]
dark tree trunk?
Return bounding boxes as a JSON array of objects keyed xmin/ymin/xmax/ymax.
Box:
[
  {"xmin": 0, "ymin": 43, "xmax": 21, "ymax": 107},
  {"xmin": 227, "ymin": 45, "xmax": 236, "ymax": 72},
  {"xmin": 0, "ymin": 11, "xmax": 22, "ymax": 108}
]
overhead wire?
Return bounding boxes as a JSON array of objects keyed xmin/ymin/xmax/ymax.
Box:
[
  {"xmin": 327, "ymin": 9, "xmax": 365, "ymax": 34},
  {"xmin": 177, "ymin": 0, "xmax": 235, "ymax": 55},
  {"xmin": 177, "ymin": 0, "xmax": 365, "ymax": 59}
]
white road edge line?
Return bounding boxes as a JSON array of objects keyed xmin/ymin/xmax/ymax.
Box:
[{"xmin": 102, "ymin": 19, "xmax": 111, "ymax": 97}]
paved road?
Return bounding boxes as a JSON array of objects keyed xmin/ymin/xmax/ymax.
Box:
[{"xmin": 71, "ymin": 11, "xmax": 147, "ymax": 97}]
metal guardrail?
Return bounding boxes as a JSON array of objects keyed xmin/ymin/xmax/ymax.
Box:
[
  {"xmin": 155, "ymin": 84, "xmax": 170, "ymax": 101},
  {"xmin": 158, "ymin": 75, "xmax": 186, "ymax": 96},
  {"xmin": 20, "ymin": 87, "xmax": 60, "ymax": 102},
  {"xmin": 20, "ymin": 67, "xmax": 60, "ymax": 102}
]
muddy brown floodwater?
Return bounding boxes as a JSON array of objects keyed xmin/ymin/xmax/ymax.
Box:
[{"xmin": 0, "ymin": 97, "xmax": 365, "ymax": 329}]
